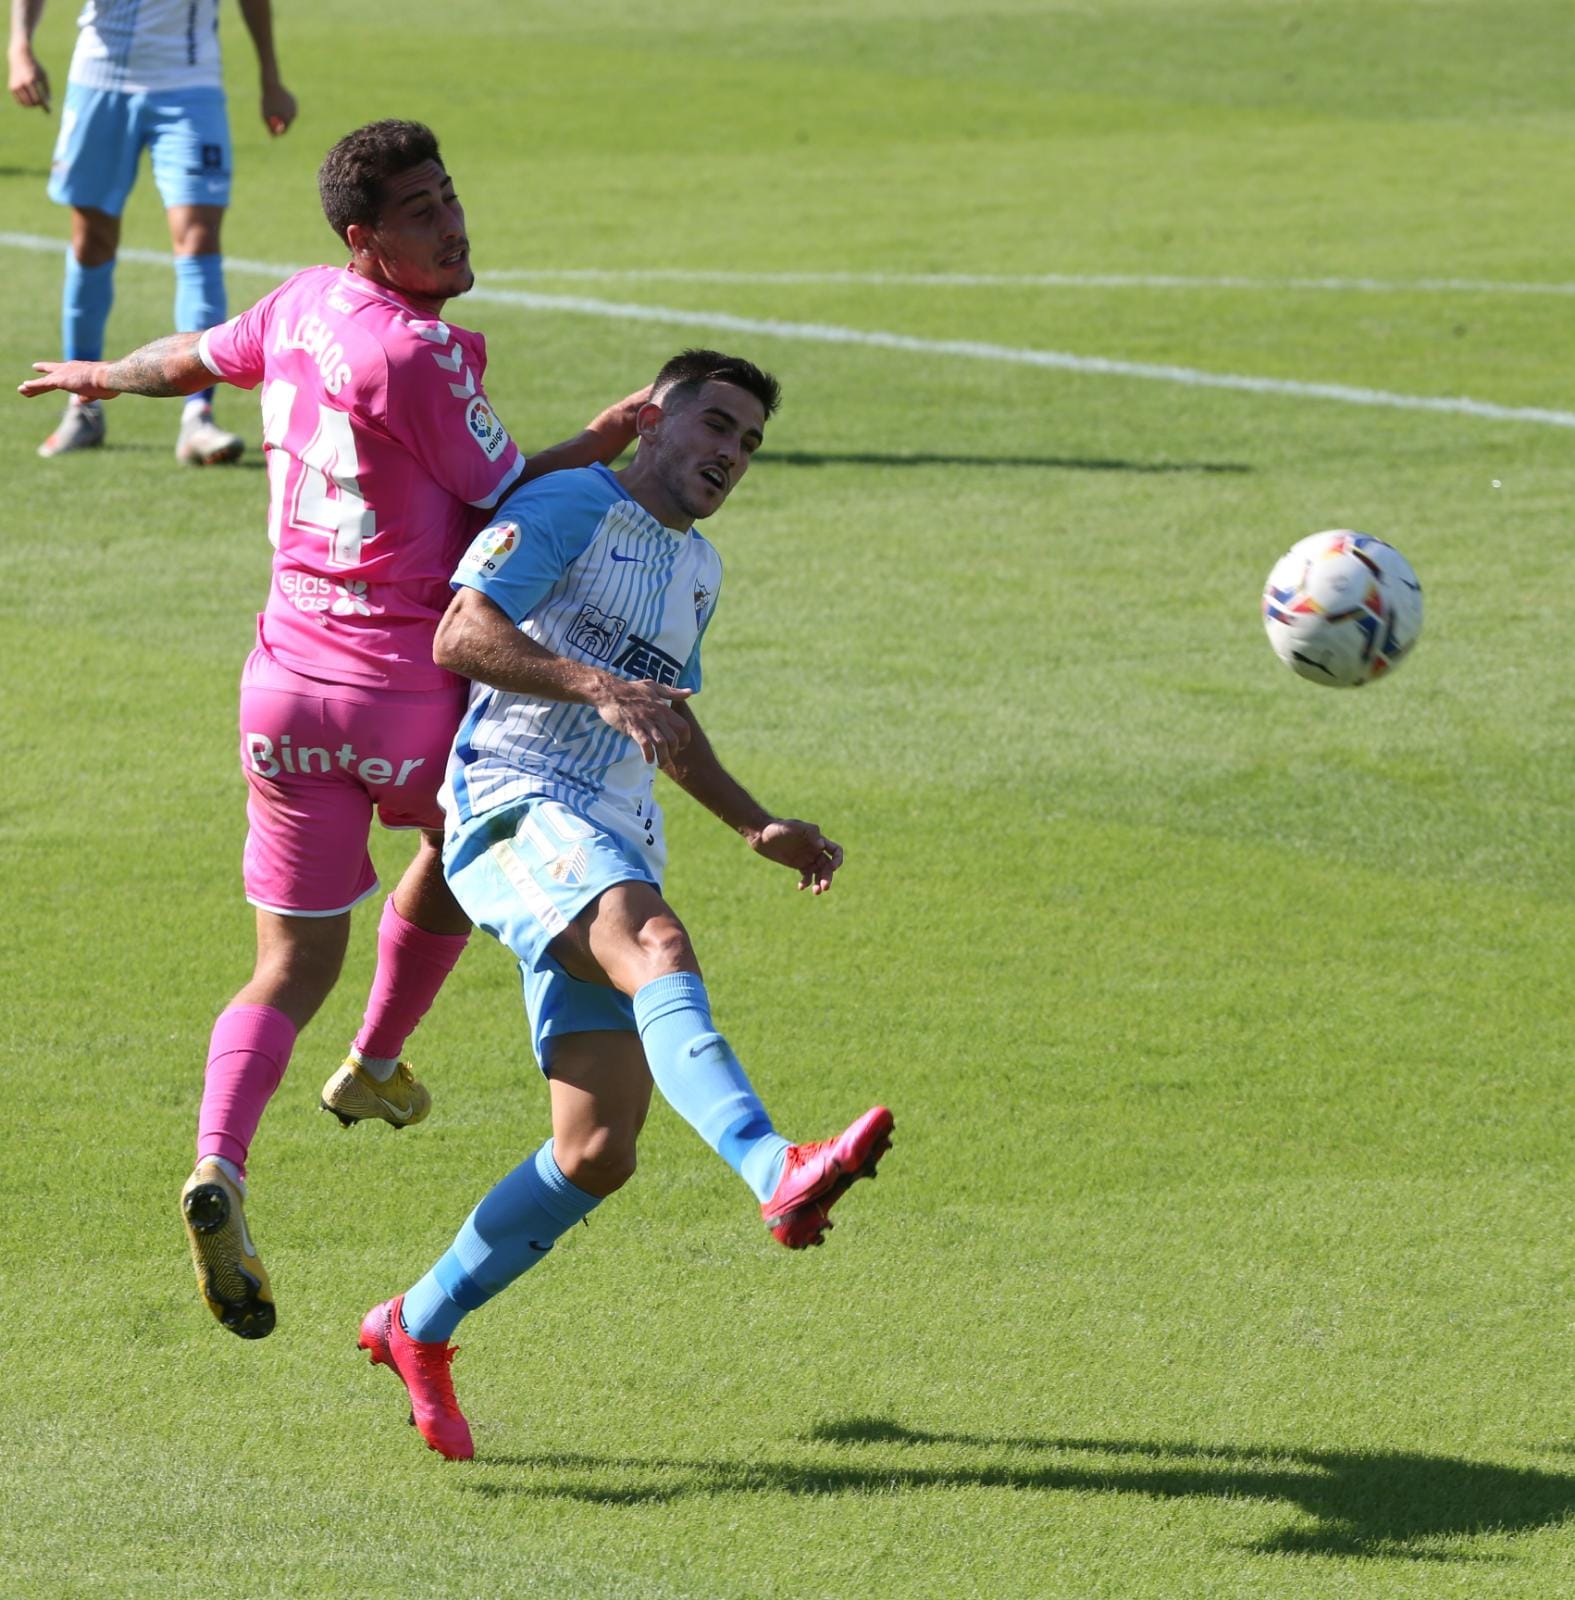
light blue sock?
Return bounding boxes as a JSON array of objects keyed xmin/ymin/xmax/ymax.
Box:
[
  {"xmin": 173, "ymin": 252, "xmax": 225, "ymax": 406},
  {"xmin": 62, "ymin": 255, "xmax": 115, "ymax": 362},
  {"xmin": 632, "ymin": 972, "xmax": 790, "ymax": 1203},
  {"xmin": 400, "ymin": 1139, "xmax": 600, "ymax": 1343}
]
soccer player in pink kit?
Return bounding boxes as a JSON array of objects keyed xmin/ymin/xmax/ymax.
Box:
[{"xmin": 20, "ymin": 120, "xmax": 645, "ymax": 1340}]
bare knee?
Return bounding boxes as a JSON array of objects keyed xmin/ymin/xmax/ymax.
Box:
[
  {"xmin": 168, "ymin": 203, "xmax": 224, "ymax": 256},
  {"xmin": 632, "ymin": 915, "xmax": 696, "ymax": 981},
  {"xmin": 554, "ymin": 1126, "xmax": 638, "ymax": 1197},
  {"xmin": 71, "ymin": 208, "xmax": 119, "ymax": 268}
]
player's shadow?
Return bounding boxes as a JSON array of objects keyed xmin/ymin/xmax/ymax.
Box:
[
  {"xmin": 470, "ymin": 1417, "xmax": 1575, "ymax": 1559},
  {"xmin": 80, "ymin": 442, "xmax": 265, "ymax": 468},
  {"xmin": 766, "ymin": 449, "xmax": 1251, "ymax": 474}
]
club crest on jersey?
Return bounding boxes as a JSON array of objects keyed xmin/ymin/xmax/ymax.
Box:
[
  {"xmin": 693, "ymin": 580, "xmax": 712, "ymax": 623},
  {"xmin": 466, "ymin": 396, "xmax": 509, "ymax": 461},
  {"xmin": 567, "ymin": 603, "xmax": 628, "ymax": 661},
  {"xmin": 462, "ymin": 521, "xmax": 519, "ymax": 575}
]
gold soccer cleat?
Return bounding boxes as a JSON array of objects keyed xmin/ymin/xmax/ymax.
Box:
[
  {"xmin": 320, "ymin": 1057, "xmax": 432, "ymax": 1129},
  {"xmin": 180, "ymin": 1159, "xmax": 275, "ymax": 1339}
]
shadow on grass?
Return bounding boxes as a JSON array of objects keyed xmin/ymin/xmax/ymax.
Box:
[
  {"xmin": 37, "ymin": 441, "xmax": 266, "ymax": 468},
  {"xmin": 767, "ymin": 449, "xmax": 1251, "ymax": 474},
  {"xmin": 469, "ymin": 1416, "xmax": 1575, "ymax": 1560}
]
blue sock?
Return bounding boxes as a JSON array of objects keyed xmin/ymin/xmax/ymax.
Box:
[
  {"xmin": 400, "ymin": 1139, "xmax": 600, "ymax": 1343},
  {"xmin": 173, "ymin": 251, "xmax": 225, "ymax": 330},
  {"xmin": 62, "ymin": 255, "xmax": 115, "ymax": 362},
  {"xmin": 632, "ymin": 972, "xmax": 790, "ymax": 1203},
  {"xmin": 174, "ymin": 253, "xmax": 225, "ymax": 407}
]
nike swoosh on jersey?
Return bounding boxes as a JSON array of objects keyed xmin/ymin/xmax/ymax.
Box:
[{"xmin": 609, "ymin": 548, "xmax": 642, "ymax": 564}]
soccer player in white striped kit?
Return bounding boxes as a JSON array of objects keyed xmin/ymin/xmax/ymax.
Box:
[
  {"xmin": 8, "ymin": 0, "xmax": 297, "ymax": 462},
  {"xmin": 358, "ymin": 349, "xmax": 894, "ymax": 1459}
]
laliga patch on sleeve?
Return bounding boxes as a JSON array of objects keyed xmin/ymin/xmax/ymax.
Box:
[
  {"xmin": 466, "ymin": 396, "xmax": 509, "ymax": 462},
  {"xmin": 460, "ymin": 520, "xmax": 520, "ymax": 576}
]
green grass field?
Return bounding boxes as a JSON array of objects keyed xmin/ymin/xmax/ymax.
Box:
[{"xmin": 2, "ymin": 2, "xmax": 1572, "ymax": 1595}]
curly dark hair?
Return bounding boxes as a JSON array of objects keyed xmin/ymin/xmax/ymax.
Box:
[{"xmin": 318, "ymin": 120, "xmax": 444, "ymax": 243}]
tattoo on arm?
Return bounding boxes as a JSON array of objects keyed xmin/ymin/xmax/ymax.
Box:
[{"xmin": 105, "ymin": 332, "xmax": 210, "ymax": 397}]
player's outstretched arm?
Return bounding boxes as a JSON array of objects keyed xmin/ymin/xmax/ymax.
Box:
[
  {"xmin": 663, "ymin": 704, "xmax": 844, "ymax": 896},
  {"xmin": 434, "ymin": 587, "xmax": 693, "ymax": 765},
  {"xmin": 518, "ymin": 387, "xmax": 652, "ymax": 484},
  {"xmin": 19, "ymin": 332, "xmax": 215, "ymax": 401},
  {"xmin": 8, "ymin": 0, "xmax": 51, "ymax": 112},
  {"xmin": 236, "ymin": 0, "xmax": 296, "ymax": 135}
]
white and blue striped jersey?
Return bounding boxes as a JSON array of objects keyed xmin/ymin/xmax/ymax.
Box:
[
  {"xmin": 68, "ymin": 0, "xmax": 223, "ymax": 93},
  {"xmin": 443, "ymin": 463, "xmax": 723, "ymax": 872}
]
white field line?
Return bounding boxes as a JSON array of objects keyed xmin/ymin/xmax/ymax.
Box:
[
  {"xmin": 478, "ymin": 266, "xmax": 1575, "ymax": 296},
  {"xmin": 5, "ymin": 230, "xmax": 1573, "ymax": 429}
]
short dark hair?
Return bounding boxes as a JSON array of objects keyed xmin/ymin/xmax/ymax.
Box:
[
  {"xmin": 652, "ymin": 349, "xmax": 781, "ymax": 421},
  {"xmin": 318, "ymin": 120, "xmax": 444, "ymax": 243}
]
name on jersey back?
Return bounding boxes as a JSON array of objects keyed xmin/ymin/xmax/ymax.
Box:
[{"xmin": 274, "ymin": 311, "xmax": 352, "ymax": 395}]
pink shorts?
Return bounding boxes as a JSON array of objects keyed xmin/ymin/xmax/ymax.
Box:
[{"xmin": 237, "ymin": 648, "xmax": 466, "ymax": 916}]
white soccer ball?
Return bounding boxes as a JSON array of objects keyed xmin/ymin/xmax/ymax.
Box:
[{"xmin": 1262, "ymin": 530, "xmax": 1423, "ymax": 687}]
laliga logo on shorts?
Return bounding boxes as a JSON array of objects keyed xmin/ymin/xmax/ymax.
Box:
[{"xmin": 466, "ymin": 396, "xmax": 508, "ymax": 462}]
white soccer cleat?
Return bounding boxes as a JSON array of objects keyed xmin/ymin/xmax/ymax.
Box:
[
  {"xmin": 175, "ymin": 406, "xmax": 245, "ymax": 465},
  {"xmin": 37, "ymin": 399, "xmax": 106, "ymax": 457}
]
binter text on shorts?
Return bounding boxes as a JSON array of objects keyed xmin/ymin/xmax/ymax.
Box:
[{"xmin": 245, "ymin": 733, "xmax": 425, "ymax": 787}]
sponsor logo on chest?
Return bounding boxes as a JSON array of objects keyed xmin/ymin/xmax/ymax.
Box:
[
  {"xmin": 565, "ymin": 604, "xmax": 684, "ymax": 684},
  {"xmin": 613, "ymin": 635, "xmax": 684, "ymax": 686}
]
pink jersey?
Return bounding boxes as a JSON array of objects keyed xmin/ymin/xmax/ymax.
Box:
[{"xmin": 199, "ymin": 265, "xmax": 527, "ymax": 691}]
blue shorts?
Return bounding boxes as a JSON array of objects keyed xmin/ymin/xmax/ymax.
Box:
[
  {"xmin": 445, "ymin": 796, "xmax": 660, "ymax": 1072},
  {"xmin": 50, "ymin": 82, "xmax": 231, "ymax": 215}
]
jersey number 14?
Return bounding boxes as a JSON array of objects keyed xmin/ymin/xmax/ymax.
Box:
[{"xmin": 261, "ymin": 379, "xmax": 376, "ymax": 566}]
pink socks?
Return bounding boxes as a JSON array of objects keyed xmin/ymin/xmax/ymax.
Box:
[
  {"xmin": 194, "ymin": 902, "xmax": 465, "ymax": 1175},
  {"xmin": 196, "ymin": 1004, "xmax": 298, "ymax": 1176},
  {"xmin": 352, "ymin": 897, "xmax": 469, "ymax": 1064}
]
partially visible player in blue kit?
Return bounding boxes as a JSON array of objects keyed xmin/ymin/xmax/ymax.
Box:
[
  {"xmin": 8, "ymin": 0, "xmax": 296, "ymax": 461},
  {"xmin": 357, "ymin": 348, "xmax": 895, "ymax": 1459}
]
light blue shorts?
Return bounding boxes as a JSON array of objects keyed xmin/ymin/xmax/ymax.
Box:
[
  {"xmin": 445, "ymin": 797, "xmax": 660, "ymax": 1072},
  {"xmin": 50, "ymin": 82, "xmax": 232, "ymax": 214}
]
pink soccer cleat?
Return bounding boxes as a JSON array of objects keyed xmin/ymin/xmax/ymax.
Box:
[
  {"xmin": 358, "ymin": 1294, "xmax": 474, "ymax": 1461},
  {"xmin": 761, "ymin": 1105, "xmax": 894, "ymax": 1248}
]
